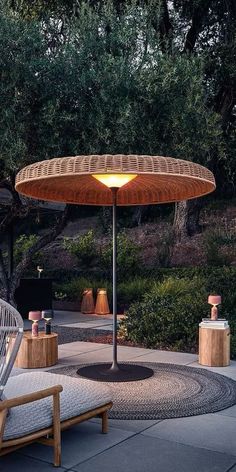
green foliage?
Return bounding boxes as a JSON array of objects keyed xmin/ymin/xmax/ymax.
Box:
[
  {"xmin": 99, "ymin": 232, "xmax": 141, "ymax": 280},
  {"xmin": 14, "ymin": 234, "xmax": 39, "ymax": 265},
  {"xmin": 98, "ymin": 208, "xmax": 112, "ymax": 235},
  {"xmin": 116, "ymin": 278, "xmax": 154, "ymax": 311},
  {"xmin": 120, "ymin": 267, "xmax": 236, "ymax": 356},
  {"xmin": 203, "ymin": 229, "xmax": 232, "ymax": 266},
  {"xmin": 122, "ymin": 277, "xmax": 208, "ymax": 351},
  {"xmin": 63, "ymin": 231, "xmax": 97, "ymax": 267},
  {"xmin": 156, "ymin": 226, "xmax": 175, "ymax": 268},
  {"xmin": 53, "ymin": 277, "xmax": 112, "ymax": 304},
  {"xmin": 53, "ymin": 266, "xmax": 236, "ymax": 356}
]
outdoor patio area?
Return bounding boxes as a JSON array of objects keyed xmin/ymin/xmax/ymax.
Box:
[
  {"xmin": 1, "ymin": 3, "xmax": 235, "ymax": 471},
  {"xmin": 2, "ymin": 310, "xmax": 236, "ymax": 472}
]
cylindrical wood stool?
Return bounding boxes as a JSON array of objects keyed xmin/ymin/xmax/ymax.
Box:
[
  {"xmin": 199, "ymin": 327, "xmax": 230, "ymax": 367},
  {"xmin": 8, "ymin": 332, "xmax": 58, "ymax": 368}
]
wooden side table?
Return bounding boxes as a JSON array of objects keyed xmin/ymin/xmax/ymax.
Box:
[
  {"xmin": 199, "ymin": 327, "xmax": 230, "ymax": 367},
  {"xmin": 8, "ymin": 332, "xmax": 58, "ymax": 369}
]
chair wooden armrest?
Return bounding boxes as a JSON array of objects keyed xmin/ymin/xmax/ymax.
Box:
[
  {"xmin": 0, "ymin": 385, "xmax": 63, "ymax": 466},
  {"xmin": 0, "ymin": 385, "xmax": 63, "ymax": 411}
]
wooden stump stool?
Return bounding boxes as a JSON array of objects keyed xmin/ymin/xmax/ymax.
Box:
[
  {"xmin": 8, "ymin": 332, "xmax": 58, "ymax": 368},
  {"xmin": 199, "ymin": 327, "xmax": 230, "ymax": 367}
]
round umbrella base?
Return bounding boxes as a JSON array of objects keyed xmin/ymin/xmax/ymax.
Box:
[{"xmin": 77, "ymin": 363, "xmax": 154, "ymax": 382}]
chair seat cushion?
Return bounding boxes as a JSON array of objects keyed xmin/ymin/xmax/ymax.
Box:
[{"xmin": 3, "ymin": 372, "xmax": 112, "ymax": 441}]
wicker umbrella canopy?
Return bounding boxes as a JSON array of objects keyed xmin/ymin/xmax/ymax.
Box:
[{"xmin": 15, "ymin": 154, "xmax": 215, "ymax": 205}]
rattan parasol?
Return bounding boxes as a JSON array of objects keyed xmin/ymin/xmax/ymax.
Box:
[
  {"xmin": 16, "ymin": 154, "xmax": 215, "ymax": 382},
  {"xmin": 15, "ymin": 154, "xmax": 215, "ymax": 205}
]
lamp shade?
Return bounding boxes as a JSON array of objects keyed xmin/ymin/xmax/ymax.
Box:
[
  {"xmin": 93, "ymin": 174, "xmax": 137, "ymax": 188},
  {"xmin": 28, "ymin": 311, "xmax": 41, "ymax": 321},
  {"xmin": 208, "ymin": 295, "xmax": 221, "ymax": 306},
  {"xmin": 42, "ymin": 310, "xmax": 54, "ymax": 320}
]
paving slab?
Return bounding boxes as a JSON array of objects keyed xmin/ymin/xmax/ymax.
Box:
[
  {"xmin": 58, "ymin": 341, "xmax": 109, "ymax": 352},
  {"xmin": 128, "ymin": 349, "xmax": 198, "ymax": 364},
  {"xmin": 142, "ymin": 413, "xmax": 236, "ymax": 456},
  {"xmin": 216, "ymin": 404, "xmax": 236, "ymax": 418},
  {"xmin": 63, "ymin": 321, "xmax": 113, "ymax": 329},
  {"xmin": 58, "ymin": 348, "xmax": 87, "ymax": 359},
  {"xmin": 23, "ymin": 312, "xmax": 105, "ymax": 330},
  {"xmin": 52, "ymin": 311, "xmax": 123, "ymax": 325},
  {"xmin": 92, "ymin": 325, "xmax": 113, "ymax": 331},
  {"xmin": 58, "ymin": 345, "xmax": 110, "ymax": 361},
  {"xmin": 18, "ymin": 421, "xmax": 134, "ymax": 469},
  {"xmin": 0, "ymin": 452, "xmax": 66, "ymax": 471},
  {"xmin": 57, "ymin": 345, "xmax": 152, "ymax": 365},
  {"xmin": 90, "ymin": 418, "xmax": 161, "ymax": 432},
  {"xmin": 189, "ymin": 361, "xmax": 236, "ymax": 380},
  {"xmin": 70, "ymin": 434, "xmax": 236, "ymax": 472}
]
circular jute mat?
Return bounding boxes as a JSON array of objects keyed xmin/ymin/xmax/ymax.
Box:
[{"xmin": 48, "ymin": 362, "xmax": 236, "ymax": 420}]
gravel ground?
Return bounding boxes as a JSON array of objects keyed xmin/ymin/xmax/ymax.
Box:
[{"xmin": 52, "ymin": 325, "xmax": 110, "ymax": 345}]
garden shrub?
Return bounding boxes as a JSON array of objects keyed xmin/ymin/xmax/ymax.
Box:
[
  {"xmin": 203, "ymin": 229, "xmax": 231, "ymax": 266},
  {"xmin": 98, "ymin": 207, "xmax": 112, "ymax": 235},
  {"xmin": 122, "ymin": 277, "xmax": 208, "ymax": 351},
  {"xmin": 99, "ymin": 232, "xmax": 141, "ymax": 280},
  {"xmin": 117, "ymin": 278, "xmax": 154, "ymax": 312},
  {"xmin": 63, "ymin": 230, "xmax": 97, "ymax": 267},
  {"xmin": 156, "ymin": 226, "xmax": 175, "ymax": 267}
]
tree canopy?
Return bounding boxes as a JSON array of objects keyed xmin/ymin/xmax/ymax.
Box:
[{"xmin": 0, "ymin": 0, "xmax": 235, "ymax": 299}]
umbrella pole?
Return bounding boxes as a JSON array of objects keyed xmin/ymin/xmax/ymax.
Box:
[{"xmin": 110, "ymin": 187, "xmax": 119, "ymax": 372}]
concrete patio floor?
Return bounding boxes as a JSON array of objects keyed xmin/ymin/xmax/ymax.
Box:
[{"xmin": 2, "ymin": 311, "xmax": 236, "ymax": 472}]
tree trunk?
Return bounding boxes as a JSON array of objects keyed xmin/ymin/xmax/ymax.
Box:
[
  {"xmin": 131, "ymin": 206, "xmax": 148, "ymax": 226},
  {"xmin": 0, "ymin": 248, "xmax": 9, "ymax": 302},
  {"xmin": 173, "ymin": 198, "xmax": 204, "ymax": 241},
  {"xmin": 173, "ymin": 201, "xmax": 188, "ymax": 240},
  {"xmin": 183, "ymin": 0, "xmax": 212, "ymax": 53}
]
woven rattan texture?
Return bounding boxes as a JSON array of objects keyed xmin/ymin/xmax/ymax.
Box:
[{"xmin": 16, "ymin": 155, "xmax": 215, "ymax": 206}]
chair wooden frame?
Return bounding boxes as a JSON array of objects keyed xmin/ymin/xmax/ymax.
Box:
[{"xmin": 0, "ymin": 385, "xmax": 112, "ymax": 466}]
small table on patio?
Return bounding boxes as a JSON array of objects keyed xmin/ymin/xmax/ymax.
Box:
[
  {"xmin": 199, "ymin": 327, "xmax": 230, "ymax": 367},
  {"xmin": 8, "ymin": 331, "xmax": 58, "ymax": 369}
]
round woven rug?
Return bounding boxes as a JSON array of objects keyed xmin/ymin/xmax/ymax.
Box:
[{"xmin": 48, "ymin": 362, "xmax": 236, "ymax": 420}]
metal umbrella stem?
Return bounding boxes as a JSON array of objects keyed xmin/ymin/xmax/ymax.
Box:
[{"xmin": 111, "ymin": 187, "xmax": 119, "ymax": 372}]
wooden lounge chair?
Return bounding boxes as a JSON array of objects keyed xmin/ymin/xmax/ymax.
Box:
[{"xmin": 0, "ymin": 299, "xmax": 113, "ymax": 466}]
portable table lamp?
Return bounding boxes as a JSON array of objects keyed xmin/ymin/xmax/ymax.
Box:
[
  {"xmin": 42, "ymin": 310, "xmax": 54, "ymax": 334},
  {"xmin": 208, "ymin": 295, "xmax": 221, "ymax": 320},
  {"xmin": 28, "ymin": 311, "xmax": 41, "ymax": 337}
]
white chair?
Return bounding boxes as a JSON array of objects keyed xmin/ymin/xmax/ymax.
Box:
[{"xmin": 0, "ymin": 298, "xmax": 23, "ymax": 400}]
